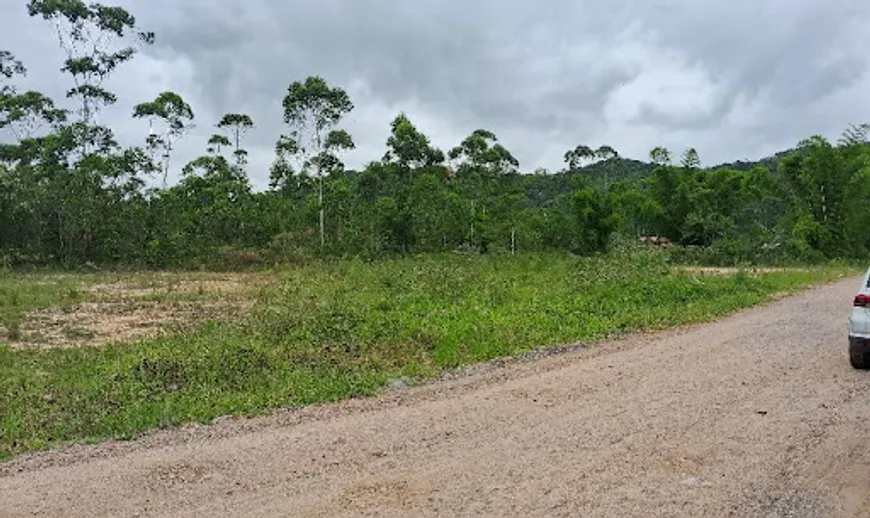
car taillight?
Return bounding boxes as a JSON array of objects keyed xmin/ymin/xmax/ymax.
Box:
[{"xmin": 855, "ymin": 294, "xmax": 870, "ymax": 307}]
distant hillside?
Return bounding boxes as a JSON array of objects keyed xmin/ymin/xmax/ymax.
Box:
[
  {"xmin": 711, "ymin": 149, "xmax": 797, "ymax": 174},
  {"xmin": 520, "ymin": 148, "xmax": 799, "ymax": 206},
  {"xmin": 577, "ymin": 158, "xmax": 656, "ymax": 186},
  {"xmin": 578, "ymin": 148, "xmax": 800, "ymax": 186}
]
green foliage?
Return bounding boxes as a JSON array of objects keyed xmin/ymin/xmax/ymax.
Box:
[
  {"xmin": 207, "ymin": 133, "xmax": 231, "ymax": 154},
  {"xmin": 387, "ymin": 113, "xmax": 445, "ymax": 169},
  {"xmin": 0, "ymin": 50, "xmax": 26, "ymax": 81},
  {"xmin": 274, "ymin": 76, "xmax": 355, "ymax": 248},
  {"xmin": 776, "ymin": 134, "xmax": 870, "ymax": 259},
  {"xmin": 217, "ymin": 113, "xmax": 254, "ymax": 167},
  {"xmin": 0, "ymin": 254, "xmax": 852, "ymax": 458},
  {"xmin": 570, "ymin": 184, "xmax": 620, "ymax": 254},
  {"xmin": 27, "ymin": 0, "xmax": 153, "ymax": 125},
  {"xmin": 0, "ymin": 90, "xmax": 67, "ymax": 138},
  {"xmin": 132, "ymin": 91, "xmax": 194, "ymax": 184}
]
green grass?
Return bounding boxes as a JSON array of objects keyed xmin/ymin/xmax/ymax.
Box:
[
  {"xmin": 0, "ymin": 272, "xmax": 90, "ymax": 343},
  {"xmin": 0, "ymin": 252, "xmax": 857, "ymax": 460}
]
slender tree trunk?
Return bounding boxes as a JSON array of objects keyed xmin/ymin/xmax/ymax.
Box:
[
  {"xmin": 162, "ymin": 154, "xmax": 170, "ymax": 188},
  {"xmin": 511, "ymin": 227, "xmax": 516, "ymax": 255},
  {"xmin": 315, "ymin": 130, "xmax": 325, "ymax": 249},
  {"xmin": 234, "ymin": 129, "xmax": 242, "ymax": 168},
  {"xmin": 337, "ymin": 209, "xmax": 344, "ymax": 245},
  {"xmin": 821, "ymin": 184, "xmax": 827, "ymax": 223},
  {"xmin": 319, "ymin": 172, "xmax": 325, "ymax": 248},
  {"xmin": 470, "ymin": 199, "xmax": 476, "ymax": 246}
]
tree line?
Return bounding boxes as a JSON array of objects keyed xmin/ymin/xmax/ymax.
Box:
[{"xmin": 1, "ymin": 1, "xmax": 869, "ymax": 268}]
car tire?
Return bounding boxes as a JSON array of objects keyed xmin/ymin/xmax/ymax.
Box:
[{"xmin": 850, "ymin": 346, "xmax": 870, "ymax": 370}]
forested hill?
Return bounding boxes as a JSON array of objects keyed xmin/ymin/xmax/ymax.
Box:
[
  {"xmin": 710, "ymin": 149, "xmax": 796, "ymax": 174},
  {"xmin": 504, "ymin": 150, "xmax": 788, "ymax": 204},
  {"xmin": 574, "ymin": 149, "xmax": 795, "ymax": 188}
]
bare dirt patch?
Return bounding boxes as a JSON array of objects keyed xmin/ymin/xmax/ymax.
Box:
[
  {"xmin": 6, "ymin": 272, "xmax": 267, "ymax": 349},
  {"xmin": 86, "ymin": 274, "xmax": 260, "ymax": 300}
]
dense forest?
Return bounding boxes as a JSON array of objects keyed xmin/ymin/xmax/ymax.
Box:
[{"xmin": 2, "ymin": 1, "xmax": 869, "ymax": 269}]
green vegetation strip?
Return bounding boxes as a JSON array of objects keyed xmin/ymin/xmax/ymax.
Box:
[{"xmin": 0, "ymin": 253, "xmax": 856, "ymax": 460}]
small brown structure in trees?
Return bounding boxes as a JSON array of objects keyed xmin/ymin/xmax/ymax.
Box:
[{"xmin": 638, "ymin": 236, "xmax": 674, "ymax": 248}]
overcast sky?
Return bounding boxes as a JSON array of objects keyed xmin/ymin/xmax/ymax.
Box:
[{"xmin": 2, "ymin": 0, "xmax": 869, "ymax": 189}]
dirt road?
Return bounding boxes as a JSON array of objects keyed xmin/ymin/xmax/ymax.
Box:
[{"xmin": 2, "ymin": 275, "xmax": 870, "ymax": 517}]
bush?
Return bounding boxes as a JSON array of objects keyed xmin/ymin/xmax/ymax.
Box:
[{"xmin": 265, "ymin": 231, "xmax": 315, "ymax": 266}]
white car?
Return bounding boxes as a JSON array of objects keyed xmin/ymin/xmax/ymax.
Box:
[{"xmin": 848, "ymin": 268, "xmax": 870, "ymax": 369}]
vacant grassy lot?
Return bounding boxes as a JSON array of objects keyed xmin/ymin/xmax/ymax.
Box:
[
  {"xmin": 0, "ymin": 271, "xmax": 267, "ymax": 348},
  {"xmin": 0, "ymin": 252, "xmax": 857, "ymax": 459}
]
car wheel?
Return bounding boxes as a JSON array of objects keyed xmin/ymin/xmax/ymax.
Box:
[{"xmin": 850, "ymin": 346, "xmax": 870, "ymax": 370}]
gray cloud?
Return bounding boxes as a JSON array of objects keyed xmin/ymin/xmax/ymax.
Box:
[{"xmin": 2, "ymin": 0, "xmax": 869, "ymax": 187}]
